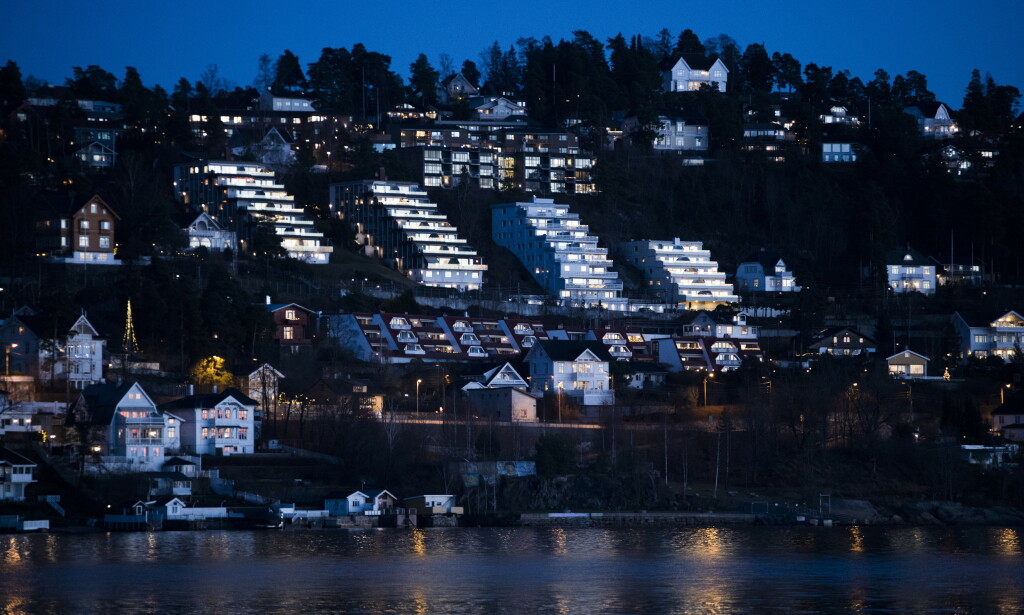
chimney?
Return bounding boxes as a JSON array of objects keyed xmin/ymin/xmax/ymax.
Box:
[
  {"xmin": 188, "ymin": 384, "xmax": 194, "ymax": 396},
  {"xmin": 265, "ymin": 295, "xmax": 271, "ymax": 305}
]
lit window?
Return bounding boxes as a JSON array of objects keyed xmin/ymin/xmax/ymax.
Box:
[{"xmin": 283, "ymin": 326, "xmax": 294, "ymax": 340}]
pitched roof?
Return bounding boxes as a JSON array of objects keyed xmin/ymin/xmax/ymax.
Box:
[
  {"xmin": 993, "ymin": 392, "xmax": 1024, "ymax": 415},
  {"xmin": 667, "ymin": 53, "xmax": 721, "ymax": 72},
  {"xmin": 74, "ymin": 382, "xmax": 139, "ymax": 426},
  {"xmin": 809, "ymin": 326, "xmax": 877, "ymax": 345},
  {"xmin": 954, "ymin": 310, "xmax": 1024, "ymax": 328},
  {"xmin": 906, "ymin": 101, "xmax": 946, "ymax": 118},
  {"xmin": 160, "ymin": 388, "xmax": 259, "ymax": 410},
  {"xmin": 0, "ymin": 446, "xmax": 36, "ymax": 466},
  {"xmin": 888, "ymin": 246, "xmax": 931, "ymax": 267},
  {"xmin": 534, "ymin": 340, "xmax": 613, "ymax": 362}
]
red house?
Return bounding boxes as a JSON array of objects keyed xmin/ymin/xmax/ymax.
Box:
[{"xmin": 264, "ymin": 300, "xmax": 317, "ymax": 351}]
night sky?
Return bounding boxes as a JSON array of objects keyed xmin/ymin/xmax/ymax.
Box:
[{"xmin": 5, "ymin": 0, "xmax": 1022, "ymax": 108}]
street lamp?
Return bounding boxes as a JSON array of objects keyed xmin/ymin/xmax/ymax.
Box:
[
  {"xmin": 5, "ymin": 343, "xmax": 18, "ymax": 378},
  {"xmin": 416, "ymin": 379, "xmax": 423, "ymax": 413},
  {"xmin": 703, "ymin": 371, "xmax": 715, "ymax": 407},
  {"xmin": 557, "ymin": 381, "xmax": 564, "ymax": 423},
  {"xmin": 1000, "ymin": 383, "xmax": 1011, "ymax": 404}
]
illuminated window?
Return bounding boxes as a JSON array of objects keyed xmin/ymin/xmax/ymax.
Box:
[{"xmin": 283, "ymin": 326, "xmax": 294, "ymax": 340}]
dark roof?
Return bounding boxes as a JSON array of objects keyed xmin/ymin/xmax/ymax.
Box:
[
  {"xmin": 667, "ymin": 53, "xmax": 720, "ymax": 72},
  {"xmin": 809, "ymin": 326, "xmax": 877, "ymax": 345},
  {"xmin": 0, "ymin": 446, "xmax": 35, "ymax": 466},
  {"xmin": 992, "ymin": 392, "xmax": 1024, "ymax": 415},
  {"xmin": 906, "ymin": 101, "xmax": 946, "ymax": 117},
  {"xmin": 534, "ymin": 340, "xmax": 613, "ymax": 362},
  {"xmin": 74, "ymin": 382, "xmax": 138, "ymax": 426},
  {"xmin": 161, "ymin": 388, "xmax": 259, "ymax": 410},
  {"xmin": 954, "ymin": 310, "xmax": 1023, "ymax": 328},
  {"xmin": 163, "ymin": 457, "xmax": 197, "ymax": 467},
  {"xmin": 888, "ymin": 246, "xmax": 931, "ymax": 267}
]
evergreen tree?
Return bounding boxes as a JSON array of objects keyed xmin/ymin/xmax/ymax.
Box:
[
  {"xmin": 740, "ymin": 43, "xmax": 773, "ymax": 93},
  {"xmin": 460, "ymin": 59, "xmax": 481, "ymax": 87},
  {"xmin": 409, "ymin": 53, "xmax": 440, "ymax": 106},
  {"xmin": 273, "ymin": 49, "xmax": 307, "ymax": 93},
  {"xmin": 0, "ymin": 60, "xmax": 25, "ymax": 123},
  {"xmin": 673, "ymin": 29, "xmax": 705, "ymax": 57}
]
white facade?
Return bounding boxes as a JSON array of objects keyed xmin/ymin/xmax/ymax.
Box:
[
  {"xmin": 622, "ymin": 238, "xmax": 738, "ymax": 309},
  {"xmin": 471, "ymin": 97, "xmax": 527, "ymax": 120},
  {"xmin": 184, "ymin": 212, "xmax": 236, "ymax": 252},
  {"xmin": 822, "ymin": 142, "xmax": 857, "ymax": 163},
  {"xmin": 38, "ymin": 314, "xmax": 106, "ymax": 389},
  {"xmin": 663, "ymin": 56, "xmax": 729, "ymax": 93},
  {"xmin": 166, "ymin": 390, "xmax": 257, "ymax": 456},
  {"xmin": 331, "ymin": 181, "xmax": 486, "ymax": 290},
  {"xmin": 492, "ymin": 197, "xmax": 627, "ymax": 310},
  {"xmin": 954, "ymin": 311, "xmax": 1024, "ymax": 363},
  {"xmin": 259, "ymin": 91, "xmax": 315, "ymax": 112},
  {"xmin": 904, "ymin": 102, "xmax": 958, "ymax": 138},
  {"xmin": 888, "ymin": 248, "xmax": 936, "ymax": 295},
  {"xmin": 525, "ymin": 341, "xmax": 614, "ymax": 409},
  {"xmin": 0, "ymin": 447, "xmax": 36, "ymax": 502},
  {"xmin": 173, "ymin": 161, "xmax": 332, "ymax": 264},
  {"xmin": 78, "ymin": 382, "xmax": 184, "ymax": 471},
  {"xmin": 652, "ymin": 116, "xmax": 709, "ymax": 151}
]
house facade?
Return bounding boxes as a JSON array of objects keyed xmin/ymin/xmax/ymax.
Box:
[
  {"xmin": 161, "ymin": 389, "xmax": 257, "ymax": 455},
  {"xmin": 0, "ymin": 311, "xmax": 105, "ymax": 388},
  {"xmin": 462, "ymin": 362, "xmax": 538, "ymax": 422},
  {"xmin": 887, "ymin": 247, "xmax": 937, "ymax": 295},
  {"xmin": 70, "ymin": 382, "xmax": 184, "ymax": 471},
  {"xmin": 807, "ymin": 327, "xmax": 877, "ymax": 357},
  {"xmin": 36, "ymin": 194, "xmax": 121, "ymax": 265},
  {"xmin": 886, "ymin": 349, "xmax": 929, "ymax": 379},
  {"xmin": 264, "ymin": 301, "xmax": 318, "ymax": 350},
  {"xmin": 524, "ymin": 340, "xmax": 614, "ymax": 412},
  {"xmin": 904, "ymin": 102, "xmax": 958, "ymax": 138},
  {"xmin": 663, "ymin": 55, "xmax": 729, "ymax": 93},
  {"xmin": 0, "ymin": 447, "xmax": 36, "ymax": 502},
  {"xmin": 182, "ymin": 211, "xmax": 236, "ymax": 252},
  {"xmin": 953, "ymin": 310, "xmax": 1024, "ymax": 363},
  {"xmin": 735, "ymin": 251, "xmax": 801, "ymax": 293},
  {"xmin": 650, "ymin": 114, "xmax": 710, "ymax": 152}
]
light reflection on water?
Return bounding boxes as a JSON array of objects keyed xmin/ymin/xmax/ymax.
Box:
[{"xmin": 0, "ymin": 526, "xmax": 1022, "ymax": 614}]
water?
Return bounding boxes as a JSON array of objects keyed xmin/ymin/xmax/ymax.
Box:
[{"xmin": 1, "ymin": 526, "xmax": 1022, "ymax": 614}]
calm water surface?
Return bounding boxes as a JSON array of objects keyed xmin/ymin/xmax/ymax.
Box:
[{"xmin": 1, "ymin": 525, "xmax": 1023, "ymax": 614}]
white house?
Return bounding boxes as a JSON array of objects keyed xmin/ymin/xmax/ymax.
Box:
[
  {"xmin": 337, "ymin": 489, "xmax": 398, "ymax": 515},
  {"xmin": 806, "ymin": 327, "xmax": 877, "ymax": 357},
  {"xmin": 462, "ymin": 362, "xmax": 538, "ymax": 422},
  {"xmin": 0, "ymin": 446, "xmax": 36, "ymax": 502},
  {"xmin": 470, "ymin": 96, "xmax": 526, "ymax": 120},
  {"xmin": 69, "ymin": 382, "xmax": 185, "ymax": 472},
  {"xmin": 182, "ymin": 211, "xmax": 236, "ymax": 252},
  {"xmin": 524, "ymin": 340, "xmax": 614, "ymax": 413},
  {"xmin": 887, "ymin": 247, "xmax": 937, "ymax": 295},
  {"xmin": 990, "ymin": 393, "xmax": 1024, "ymax": 441},
  {"xmin": 904, "ymin": 102, "xmax": 957, "ymax": 138},
  {"xmin": 953, "ymin": 310, "xmax": 1024, "ymax": 363},
  {"xmin": 736, "ymin": 251, "xmax": 801, "ymax": 293},
  {"xmin": 663, "ymin": 54, "xmax": 728, "ymax": 93},
  {"xmin": 161, "ymin": 388, "xmax": 257, "ymax": 456},
  {"xmin": 650, "ymin": 113, "xmax": 710, "ymax": 152}
]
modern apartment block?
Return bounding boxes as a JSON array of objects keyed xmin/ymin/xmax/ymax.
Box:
[
  {"xmin": 172, "ymin": 161, "xmax": 332, "ymax": 264},
  {"xmin": 492, "ymin": 197, "xmax": 627, "ymax": 310},
  {"xmin": 329, "ymin": 180, "xmax": 486, "ymax": 290},
  {"xmin": 621, "ymin": 238, "xmax": 739, "ymax": 310}
]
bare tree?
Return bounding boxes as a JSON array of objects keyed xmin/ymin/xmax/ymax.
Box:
[{"xmin": 198, "ymin": 64, "xmax": 231, "ymax": 96}]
